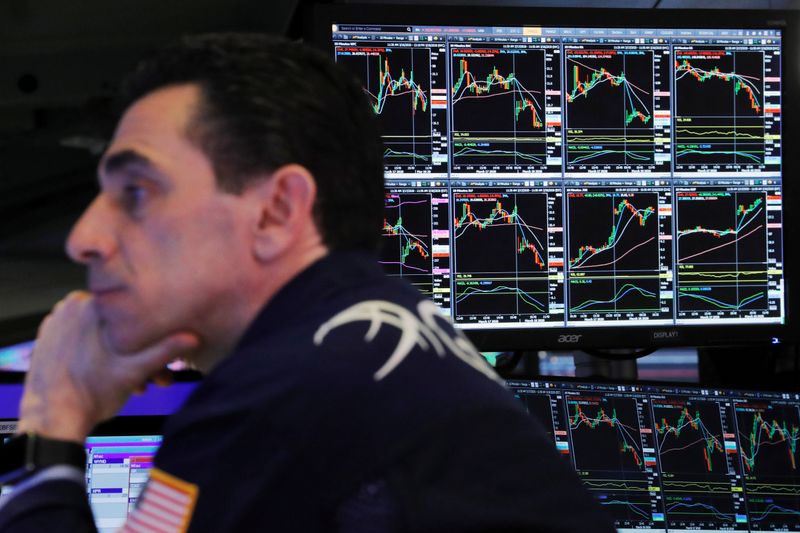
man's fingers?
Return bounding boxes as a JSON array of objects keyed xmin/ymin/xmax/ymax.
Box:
[
  {"xmin": 37, "ymin": 290, "xmax": 91, "ymax": 336},
  {"xmin": 57, "ymin": 290, "xmax": 92, "ymax": 311}
]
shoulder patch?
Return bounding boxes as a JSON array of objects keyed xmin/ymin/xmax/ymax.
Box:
[{"xmin": 120, "ymin": 468, "xmax": 199, "ymax": 533}]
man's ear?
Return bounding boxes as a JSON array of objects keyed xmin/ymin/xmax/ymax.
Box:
[{"xmin": 248, "ymin": 164, "xmax": 318, "ymax": 262}]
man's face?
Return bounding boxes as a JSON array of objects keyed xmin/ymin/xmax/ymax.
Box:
[{"xmin": 67, "ymin": 84, "xmax": 258, "ymax": 353}]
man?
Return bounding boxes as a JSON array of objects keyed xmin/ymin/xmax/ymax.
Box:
[{"xmin": 0, "ymin": 34, "xmax": 614, "ymax": 532}]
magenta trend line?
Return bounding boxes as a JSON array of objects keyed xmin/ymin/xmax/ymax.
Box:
[
  {"xmin": 385, "ymin": 199, "xmax": 429, "ymax": 208},
  {"xmin": 378, "ymin": 261, "xmax": 429, "ymax": 273}
]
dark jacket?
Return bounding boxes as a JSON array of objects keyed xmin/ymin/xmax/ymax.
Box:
[{"xmin": 0, "ymin": 251, "xmax": 614, "ymax": 532}]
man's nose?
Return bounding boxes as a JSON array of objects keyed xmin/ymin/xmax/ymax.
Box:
[{"xmin": 65, "ymin": 195, "xmax": 115, "ymax": 264}]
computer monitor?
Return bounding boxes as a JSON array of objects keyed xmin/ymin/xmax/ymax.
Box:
[
  {"xmin": 507, "ymin": 378, "xmax": 800, "ymax": 532},
  {"xmin": 0, "ymin": 340, "xmax": 32, "ymax": 372},
  {"xmin": 85, "ymin": 432, "xmax": 162, "ymax": 533},
  {"xmin": 307, "ymin": 5, "xmax": 798, "ymax": 351},
  {"xmin": 0, "ymin": 417, "xmax": 164, "ymax": 533}
]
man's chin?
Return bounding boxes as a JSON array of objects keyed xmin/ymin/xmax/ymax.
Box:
[{"xmin": 100, "ymin": 323, "xmax": 158, "ymax": 355}]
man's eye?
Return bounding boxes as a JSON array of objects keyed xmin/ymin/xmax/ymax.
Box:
[{"xmin": 122, "ymin": 184, "xmax": 147, "ymax": 210}]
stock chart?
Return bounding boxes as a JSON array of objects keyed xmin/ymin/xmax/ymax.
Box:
[
  {"xmin": 675, "ymin": 188, "xmax": 780, "ymax": 321},
  {"xmin": 335, "ymin": 42, "xmax": 448, "ymax": 174},
  {"xmin": 381, "ymin": 194, "xmax": 433, "ymax": 277},
  {"xmin": 674, "ymin": 47, "xmax": 781, "ymax": 173},
  {"xmin": 736, "ymin": 401, "xmax": 800, "ymax": 530},
  {"xmin": 380, "ymin": 183, "xmax": 451, "ymax": 309},
  {"xmin": 569, "ymin": 396, "xmax": 646, "ymax": 472},
  {"xmin": 564, "ymin": 391, "xmax": 665, "ymax": 530},
  {"xmin": 653, "ymin": 396, "xmax": 748, "ymax": 530},
  {"xmin": 451, "ymin": 183, "xmax": 564, "ymax": 325},
  {"xmin": 449, "ymin": 44, "xmax": 562, "ymax": 175},
  {"xmin": 506, "ymin": 380, "xmax": 800, "ymax": 533},
  {"xmin": 564, "ymin": 45, "xmax": 671, "ymax": 174},
  {"xmin": 566, "ymin": 188, "xmax": 673, "ymax": 323}
]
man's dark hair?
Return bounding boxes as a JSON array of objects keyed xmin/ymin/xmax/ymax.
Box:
[{"xmin": 120, "ymin": 33, "xmax": 384, "ymax": 251}]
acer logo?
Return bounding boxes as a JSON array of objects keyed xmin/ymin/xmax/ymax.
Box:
[
  {"xmin": 653, "ymin": 330, "xmax": 679, "ymax": 339},
  {"xmin": 557, "ymin": 334, "xmax": 582, "ymax": 343}
]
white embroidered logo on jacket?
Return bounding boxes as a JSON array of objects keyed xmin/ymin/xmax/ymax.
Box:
[{"xmin": 313, "ymin": 299, "xmax": 502, "ymax": 383}]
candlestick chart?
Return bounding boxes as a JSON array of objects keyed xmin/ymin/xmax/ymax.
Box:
[
  {"xmin": 736, "ymin": 402, "xmax": 800, "ymax": 531},
  {"xmin": 336, "ymin": 46, "xmax": 433, "ymax": 168},
  {"xmin": 566, "ymin": 192, "xmax": 666, "ymax": 318},
  {"xmin": 565, "ymin": 48, "xmax": 659, "ymax": 170},
  {"xmin": 450, "ymin": 47, "xmax": 552, "ymax": 171},
  {"xmin": 567, "ymin": 396, "xmax": 661, "ymax": 527},
  {"xmin": 654, "ymin": 402, "xmax": 729, "ymax": 475},
  {"xmin": 737, "ymin": 404, "xmax": 800, "ymax": 477},
  {"xmin": 653, "ymin": 398, "xmax": 747, "ymax": 530},
  {"xmin": 674, "ymin": 49, "xmax": 767, "ymax": 170},
  {"xmin": 453, "ymin": 191, "xmax": 555, "ymax": 319},
  {"xmin": 676, "ymin": 191, "xmax": 768, "ymax": 316},
  {"xmin": 381, "ymin": 192, "xmax": 438, "ymax": 297},
  {"xmin": 568, "ymin": 397, "xmax": 646, "ymax": 473}
]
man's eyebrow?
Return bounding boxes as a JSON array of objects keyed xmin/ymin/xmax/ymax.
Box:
[{"xmin": 100, "ymin": 149, "xmax": 156, "ymax": 178}]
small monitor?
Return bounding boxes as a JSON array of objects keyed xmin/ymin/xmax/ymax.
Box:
[
  {"xmin": 507, "ymin": 378, "xmax": 800, "ymax": 532},
  {"xmin": 0, "ymin": 417, "xmax": 164, "ymax": 532},
  {"xmin": 85, "ymin": 432, "xmax": 163, "ymax": 533}
]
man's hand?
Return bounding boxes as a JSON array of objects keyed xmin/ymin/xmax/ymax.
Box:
[{"xmin": 18, "ymin": 291, "xmax": 200, "ymax": 443}]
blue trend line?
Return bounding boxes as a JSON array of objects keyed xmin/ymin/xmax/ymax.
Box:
[
  {"xmin": 569, "ymin": 149, "xmax": 650, "ymax": 164},
  {"xmin": 572, "ymin": 284, "xmax": 656, "ymax": 312},
  {"xmin": 384, "ymin": 148, "xmax": 431, "ymax": 162},
  {"xmin": 599, "ymin": 500, "xmax": 652, "ymax": 521},
  {"xmin": 456, "ymin": 285, "xmax": 545, "ymax": 312},
  {"xmin": 678, "ymin": 291, "xmax": 764, "ymax": 311},
  {"xmin": 453, "ymin": 147, "xmax": 543, "ymax": 164},
  {"xmin": 666, "ymin": 501, "xmax": 733, "ymax": 521},
  {"xmin": 751, "ymin": 503, "xmax": 800, "ymax": 522},
  {"xmin": 676, "ymin": 149, "xmax": 762, "ymax": 163}
]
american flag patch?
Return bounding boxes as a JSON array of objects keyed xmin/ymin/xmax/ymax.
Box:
[{"xmin": 119, "ymin": 468, "xmax": 199, "ymax": 533}]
